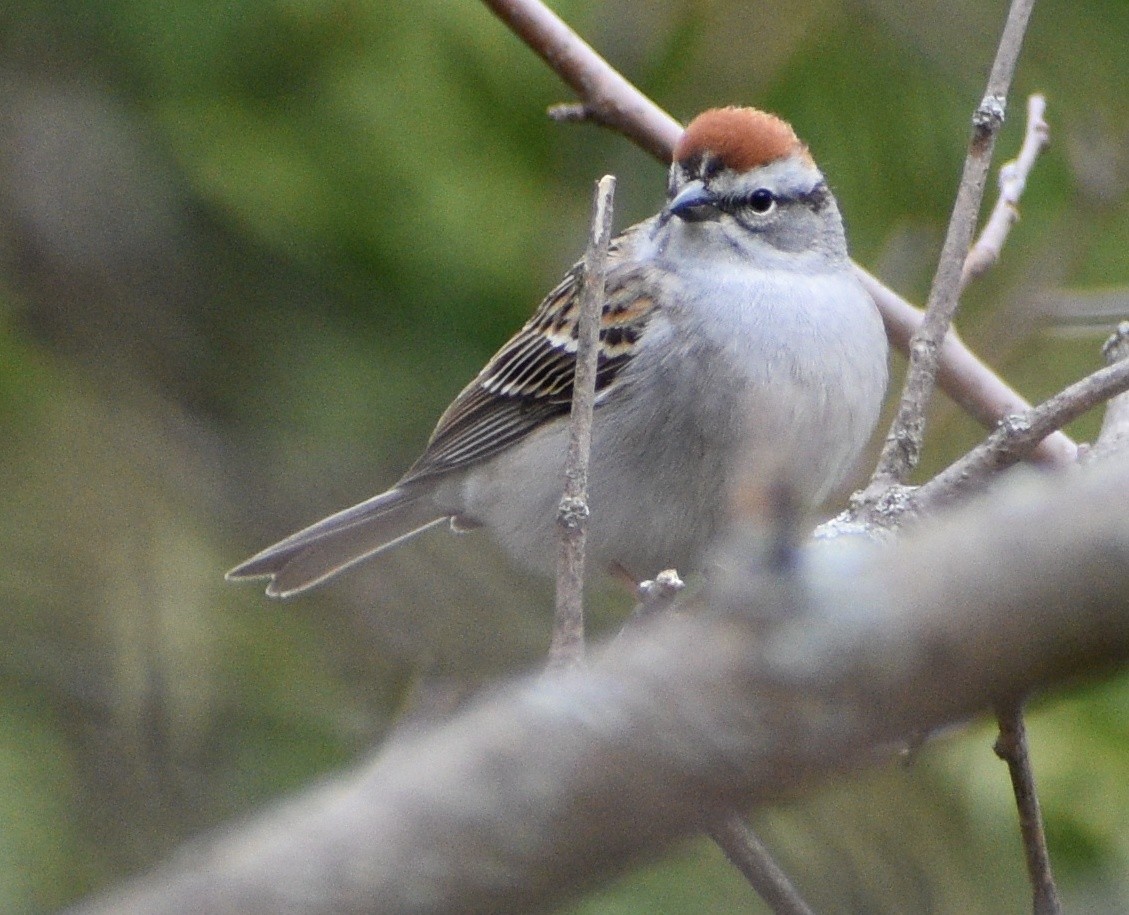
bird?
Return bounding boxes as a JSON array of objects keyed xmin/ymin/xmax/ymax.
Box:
[{"xmin": 227, "ymin": 106, "xmax": 889, "ymax": 598}]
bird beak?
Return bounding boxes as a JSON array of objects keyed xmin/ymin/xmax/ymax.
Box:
[{"xmin": 663, "ymin": 180, "xmax": 716, "ymax": 222}]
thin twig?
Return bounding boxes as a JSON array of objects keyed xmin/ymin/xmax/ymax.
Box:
[
  {"xmin": 921, "ymin": 322, "xmax": 1129, "ymax": 915},
  {"xmin": 549, "ymin": 175, "xmax": 616, "ymax": 672},
  {"xmin": 871, "ymin": 0, "xmax": 1039, "ymax": 487},
  {"xmin": 853, "ymin": 268, "xmax": 1074, "ymax": 467},
  {"xmin": 1083, "ymin": 321, "xmax": 1129, "ymax": 464},
  {"xmin": 859, "ymin": 270, "xmax": 1077, "ymax": 468},
  {"xmin": 992, "ymin": 324, "xmax": 1129, "ymax": 915},
  {"xmin": 994, "ymin": 703, "xmax": 1063, "ymax": 915},
  {"xmin": 913, "ymin": 355, "xmax": 1129, "ymax": 512},
  {"xmin": 478, "ymin": 0, "xmax": 1077, "ymax": 469},
  {"xmin": 707, "ymin": 817, "xmax": 815, "ymax": 915},
  {"xmin": 961, "ymin": 95, "xmax": 1051, "ymax": 290},
  {"xmin": 984, "ymin": 318, "xmax": 1129, "ymax": 915}
]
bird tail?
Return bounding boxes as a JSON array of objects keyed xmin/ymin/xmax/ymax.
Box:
[{"xmin": 226, "ymin": 487, "xmax": 449, "ymax": 598}]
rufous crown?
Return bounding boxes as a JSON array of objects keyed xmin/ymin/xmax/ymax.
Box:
[{"xmin": 673, "ymin": 107, "xmax": 812, "ymax": 171}]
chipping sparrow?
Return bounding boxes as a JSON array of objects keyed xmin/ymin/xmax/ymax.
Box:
[{"xmin": 229, "ymin": 107, "xmax": 888, "ymax": 597}]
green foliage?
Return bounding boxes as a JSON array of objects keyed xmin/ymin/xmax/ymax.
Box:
[{"xmin": 0, "ymin": 688, "xmax": 91, "ymax": 912}]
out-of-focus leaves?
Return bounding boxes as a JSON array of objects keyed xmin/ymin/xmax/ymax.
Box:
[{"xmin": 0, "ymin": 687, "xmax": 90, "ymax": 912}]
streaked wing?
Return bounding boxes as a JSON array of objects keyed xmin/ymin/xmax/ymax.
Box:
[{"xmin": 401, "ymin": 224, "xmax": 658, "ymax": 484}]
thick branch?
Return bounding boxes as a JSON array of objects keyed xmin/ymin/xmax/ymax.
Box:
[
  {"xmin": 872, "ymin": 0, "xmax": 1038, "ymax": 485},
  {"xmin": 69, "ymin": 459, "xmax": 1129, "ymax": 915}
]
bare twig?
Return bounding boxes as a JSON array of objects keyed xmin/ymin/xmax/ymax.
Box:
[
  {"xmin": 917, "ymin": 323, "xmax": 1129, "ymax": 915},
  {"xmin": 708, "ymin": 817, "xmax": 815, "ymax": 915},
  {"xmin": 860, "ymin": 270, "xmax": 1077, "ymax": 468},
  {"xmin": 962, "ymin": 95, "xmax": 1051, "ymax": 289},
  {"xmin": 1083, "ymin": 321, "xmax": 1129, "ymax": 463},
  {"xmin": 69, "ymin": 458, "xmax": 1129, "ymax": 915},
  {"xmin": 984, "ymin": 319, "xmax": 1129, "ymax": 915},
  {"xmin": 994, "ymin": 703, "xmax": 1063, "ymax": 915},
  {"xmin": 480, "ymin": 0, "xmax": 682, "ymax": 161},
  {"xmin": 871, "ymin": 0, "xmax": 1039, "ymax": 487},
  {"xmin": 478, "ymin": 0, "xmax": 1077, "ymax": 470},
  {"xmin": 621, "ymin": 561, "xmax": 811, "ymax": 915},
  {"xmin": 983, "ymin": 327, "xmax": 1129, "ymax": 915},
  {"xmin": 825, "ymin": 347, "xmax": 1123, "ymax": 533},
  {"xmin": 649, "ymin": 497, "xmax": 816, "ymax": 913},
  {"xmin": 912, "ymin": 355, "xmax": 1129, "ymax": 511},
  {"xmin": 550, "ymin": 175, "xmax": 616, "ymax": 672}
]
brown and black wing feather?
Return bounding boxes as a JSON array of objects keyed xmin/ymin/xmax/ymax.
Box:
[
  {"xmin": 228, "ymin": 224, "xmax": 659, "ymax": 597},
  {"xmin": 401, "ymin": 227, "xmax": 657, "ymax": 485}
]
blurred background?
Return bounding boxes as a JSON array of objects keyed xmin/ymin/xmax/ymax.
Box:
[{"xmin": 0, "ymin": 0, "xmax": 1127, "ymax": 911}]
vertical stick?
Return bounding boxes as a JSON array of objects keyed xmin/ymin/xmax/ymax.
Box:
[
  {"xmin": 549, "ymin": 174, "xmax": 616, "ymax": 671},
  {"xmin": 870, "ymin": 0, "xmax": 1038, "ymax": 486}
]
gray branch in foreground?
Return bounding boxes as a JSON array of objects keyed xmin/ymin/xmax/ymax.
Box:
[
  {"xmin": 550, "ymin": 175, "xmax": 616, "ymax": 671},
  {"xmin": 68, "ymin": 458, "xmax": 1129, "ymax": 915},
  {"xmin": 871, "ymin": 0, "xmax": 1038, "ymax": 486}
]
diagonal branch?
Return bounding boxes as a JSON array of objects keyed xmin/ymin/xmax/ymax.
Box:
[
  {"xmin": 995, "ymin": 703, "xmax": 1063, "ymax": 915},
  {"xmin": 871, "ymin": 0, "xmax": 1039, "ymax": 486},
  {"xmin": 961, "ymin": 94, "xmax": 1051, "ymax": 290},
  {"xmin": 480, "ymin": 0, "xmax": 681, "ymax": 161},
  {"xmin": 858, "ymin": 270, "xmax": 1077, "ymax": 468},
  {"xmin": 912, "ymin": 354, "xmax": 1129, "ymax": 512},
  {"xmin": 707, "ymin": 817, "xmax": 815, "ymax": 915}
]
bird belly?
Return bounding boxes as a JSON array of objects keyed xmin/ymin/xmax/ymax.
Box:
[{"xmin": 454, "ymin": 269, "xmax": 886, "ymax": 581}]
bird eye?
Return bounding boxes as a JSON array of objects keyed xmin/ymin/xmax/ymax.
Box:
[{"xmin": 748, "ymin": 188, "xmax": 775, "ymax": 214}]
